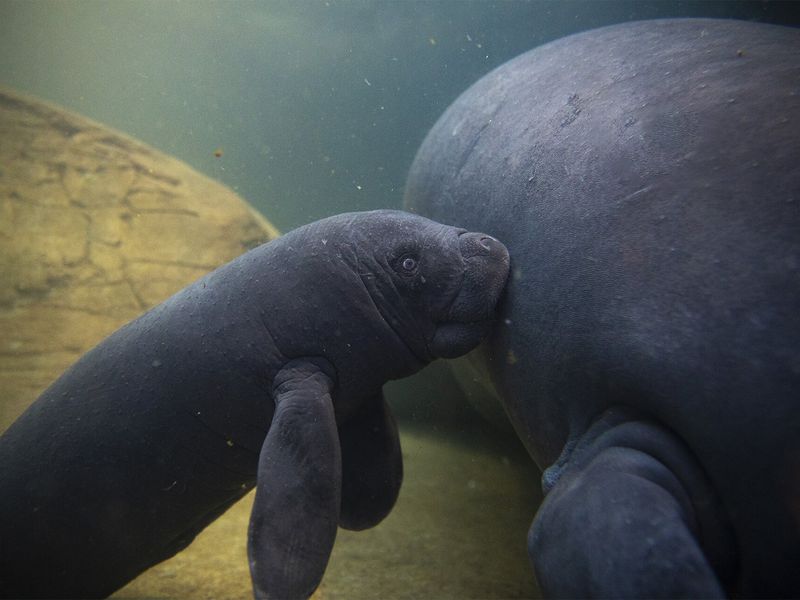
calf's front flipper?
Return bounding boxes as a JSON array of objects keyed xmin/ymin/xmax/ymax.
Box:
[
  {"xmin": 529, "ymin": 407, "xmax": 736, "ymax": 599},
  {"xmin": 338, "ymin": 391, "xmax": 403, "ymax": 531},
  {"xmin": 247, "ymin": 358, "xmax": 340, "ymax": 600}
]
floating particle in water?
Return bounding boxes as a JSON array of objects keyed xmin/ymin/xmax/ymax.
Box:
[
  {"xmin": 213, "ymin": 148, "xmax": 223, "ymax": 158},
  {"xmin": 507, "ymin": 349, "xmax": 518, "ymax": 365}
]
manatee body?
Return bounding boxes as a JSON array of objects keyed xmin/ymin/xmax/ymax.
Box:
[
  {"xmin": 0, "ymin": 210, "xmax": 509, "ymax": 599},
  {"xmin": 405, "ymin": 19, "xmax": 800, "ymax": 598}
]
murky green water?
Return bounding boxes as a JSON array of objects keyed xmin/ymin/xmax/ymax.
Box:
[{"xmin": 1, "ymin": 1, "xmax": 795, "ymax": 231}]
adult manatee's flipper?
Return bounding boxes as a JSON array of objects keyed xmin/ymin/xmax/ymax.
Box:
[
  {"xmin": 528, "ymin": 407, "xmax": 736, "ymax": 599},
  {"xmin": 248, "ymin": 358, "xmax": 340, "ymax": 600},
  {"xmin": 338, "ymin": 392, "xmax": 403, "ymax": 530}
]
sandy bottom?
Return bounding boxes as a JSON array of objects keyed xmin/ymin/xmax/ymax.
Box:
[{"xmin": 113, "ymin": 425, "xmax": 542, "ymax": 599}]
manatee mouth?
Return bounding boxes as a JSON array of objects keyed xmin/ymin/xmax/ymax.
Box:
[
  {"xmin": 430, "ymin": 320, "xmax": 494, "ymax": 359},
  {"xmin": 430, "ymin": 231, "xmax": 510, "ymax": 359}
]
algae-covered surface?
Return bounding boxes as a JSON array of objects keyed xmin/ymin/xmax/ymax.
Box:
[
  {"xmin": 0, "ymin": 88, "xmax": 279, "ymax": 429},
  {"xmin": 114, "ymin": 425, "xmax": 542, "ymax": 600}
]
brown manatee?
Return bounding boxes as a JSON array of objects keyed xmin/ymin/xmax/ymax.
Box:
[
  {"xmin": 404, "ymin": 19, "xmax": 800, "ymax": 598},
  {"xmin": 0, "ymin": 210, "xmax": 509, "ymax": 599}
]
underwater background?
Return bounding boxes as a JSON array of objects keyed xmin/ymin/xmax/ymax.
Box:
[
  {"xmin": 1, "ymin": 2, "xmax": 798, "ymax": 599},
  {"xmin": 1, "ymin": 0, "xmax": 798, "ymax": 232}
]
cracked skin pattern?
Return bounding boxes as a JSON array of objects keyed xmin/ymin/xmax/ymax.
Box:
[{"xmin": 0, "ymin": 88, "xmax": 279, "ymax": 432}]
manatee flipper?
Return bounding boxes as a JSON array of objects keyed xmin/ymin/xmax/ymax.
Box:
[
  {"xmin": 248, "ymin": 358, "xmax": 340, "ymax": 600},
  {"xmin": 338, "ymin": 391, "xmax": 403, "ymax": 530},
  {"xmin": 529, "ymin": 408, "xmax": 735, "ymax": 599}
]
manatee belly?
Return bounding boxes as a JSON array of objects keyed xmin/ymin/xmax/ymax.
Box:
[{"xmin": 405, "ymin": 19, "xmax": 800, "ymax": 594}]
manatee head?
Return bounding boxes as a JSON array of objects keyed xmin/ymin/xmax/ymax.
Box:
[
  {"xmin": 265, "ymin": 209, "xmax": 509, "ymax": 401},
  {"xmin": 316, "ymin": 209, "xmax": 509, "ymax": 364}
]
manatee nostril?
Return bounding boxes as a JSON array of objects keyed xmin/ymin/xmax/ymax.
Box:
[{"xmin": 459, "ymin": 231, "xmax": 508, "ymax": 261}]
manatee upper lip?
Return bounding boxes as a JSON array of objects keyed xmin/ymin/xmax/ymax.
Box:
[{"xmin": 441, "ymin": 231, "xmax": 509, "ymax": 324}]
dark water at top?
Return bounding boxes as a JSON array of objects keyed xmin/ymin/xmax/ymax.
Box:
[{"xmin": 1, "ymin": 1, "xmax": 796, "ymax": 231}]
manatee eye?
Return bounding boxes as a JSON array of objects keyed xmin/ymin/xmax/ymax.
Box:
[{"xmin": 395, "ymin": 254, "xmax": 419, "ymax": 276}]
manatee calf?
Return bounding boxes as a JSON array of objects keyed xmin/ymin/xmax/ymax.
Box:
[
  {"xmin": 0, "ymin": 209, "xmax": 510, "ymax": 599},
  {"xmin": 405, "ymin": 19, "xmax": 800, "ymax": 598}
]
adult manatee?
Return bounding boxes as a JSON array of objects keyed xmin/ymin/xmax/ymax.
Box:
[
  {"xmin": 405, "ymin": 19, "xmax": 800, "ymax": 598},
  {"xmin": 0, "ymin": 210, "xmax": 510, "ymax": 599}
]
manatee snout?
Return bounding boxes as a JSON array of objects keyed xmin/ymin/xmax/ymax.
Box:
[
  {"xmin": 454, "ymin": 231, "xmax": 510, "ymax": 320},
  {"xmin": 430, "ymin": 231, "xmax": 509, "ymax": 358},
  {"xmin": 459, "ymin": 232, "xmax": 503, "ymax": 259}
]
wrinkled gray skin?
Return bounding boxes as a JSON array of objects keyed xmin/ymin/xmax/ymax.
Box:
[
  {"xmin": 0, "ymin": 210, "xmax": 510, "ymax": 599},
  {"xmin": 405, "ymin": 19, "xmax": 800, "ymax": 599}
]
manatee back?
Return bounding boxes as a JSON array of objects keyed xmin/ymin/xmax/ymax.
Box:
[{"xmin": 405, "ymin": 18, "xmax": 800, "ymax": 593}]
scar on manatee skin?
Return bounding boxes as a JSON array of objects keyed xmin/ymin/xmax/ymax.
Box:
[{"xmin": 737, "ymin": 49, "xmax": 745, "ymax": 57}]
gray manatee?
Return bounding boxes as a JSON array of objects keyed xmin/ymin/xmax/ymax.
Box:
[
  {"xmin": 0, "ymin": 210, "xmax": 510, "ymax": 599},
  {"xmin": 405, "ymin": 19, "xmax": 800, "ymax": 598}
]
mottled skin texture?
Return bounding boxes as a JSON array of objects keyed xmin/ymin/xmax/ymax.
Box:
[
  {"xmin": 0, "ymin": 210, "xmax": 509, "ymax": 599},
  {"xmin": 404, "ymin": 19, "xmax": 800, "ymax": 598}
]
